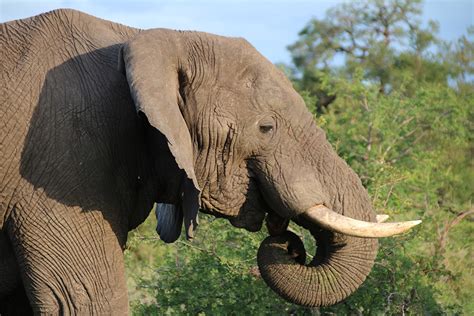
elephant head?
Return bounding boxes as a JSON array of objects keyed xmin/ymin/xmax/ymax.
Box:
[{"xmin": 119, "ymin": 29, "xmax": 420, "ymax": 306}]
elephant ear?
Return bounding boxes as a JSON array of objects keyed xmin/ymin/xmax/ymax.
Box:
[{"xmin": 119, "ymin": 30, "xmax": 200, "ymax": 241}]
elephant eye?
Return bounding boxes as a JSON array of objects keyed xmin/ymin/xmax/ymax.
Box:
[
  {"xmin": 259, "ymin": 124, "xmax": 274, "ymax": 134},
  {"xmin": 258, "ymin": 117, "xmax": 276, "ymax": 135}
]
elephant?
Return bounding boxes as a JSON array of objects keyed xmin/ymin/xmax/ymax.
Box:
[{"xmin": 0, "ymin": 9, "xmax": 421, "ymax": 314}]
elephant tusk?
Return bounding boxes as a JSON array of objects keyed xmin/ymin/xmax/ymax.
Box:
[
  {"xmin": 376, "ymin": 214, "xmax": 390, "ymax": 223},
  {"xmin": 302, "ymin": 205, "xmax": 421, "ymax": 238}
]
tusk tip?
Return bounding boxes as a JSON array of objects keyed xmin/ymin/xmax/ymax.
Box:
[{"xmin": 396, "ymin": 219, "xmax": 422, "ymax": 234}]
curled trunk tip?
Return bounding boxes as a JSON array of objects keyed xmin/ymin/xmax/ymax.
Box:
[{"xmin": 257, "ymin": 230, "xmax": 378, "ymax": 307}]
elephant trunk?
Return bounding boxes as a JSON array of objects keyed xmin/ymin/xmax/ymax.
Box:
[
  {"xmin": 254, "ymin": 135, "xmax": 379, "ymax": 306},
  {"xmin": 254, "ymin": 121, "xmax": 421, "ymax": 306},
  {"xmin": 257, "ymin": 166, "xmax": 381, "ymax": 307},
  {"xmin": 257, "ymin": 217, "xmax": 378, "ymax": 306}
]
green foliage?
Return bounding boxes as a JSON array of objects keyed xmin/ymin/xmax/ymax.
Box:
[
  {"xmin": 125, "ymin": 213, "xmax": 318, "ymax": 315},
  {"xmin": 125, "ymin": 0, "xmax": 473, "ymax": 314},
  {"xmin": 312, "ymin": 70, "xmax": 473, "ymax": 315}
]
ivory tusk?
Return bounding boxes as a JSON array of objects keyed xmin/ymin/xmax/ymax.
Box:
[{"xmin": 303, "ymin": 205, "xmax": 421, "ymax": 238}]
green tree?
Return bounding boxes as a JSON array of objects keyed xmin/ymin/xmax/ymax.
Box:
[{"xmin": 287, "ymin": 0, "xmax": 470, "ymax": 111}]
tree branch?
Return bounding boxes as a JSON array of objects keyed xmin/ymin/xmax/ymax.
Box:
[{"xmin": 438, "ymin": 210, "xmax": 474, "ymax": 252}]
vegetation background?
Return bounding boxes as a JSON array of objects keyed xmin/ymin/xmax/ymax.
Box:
[{"xmin": 124, "ymin": 0, "xmax": 473, "ymax": 314}]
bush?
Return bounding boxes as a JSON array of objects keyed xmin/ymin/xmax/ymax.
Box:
[{"xmin": 126, "ymin": 213, "xmax": 318, "ymax": 315}]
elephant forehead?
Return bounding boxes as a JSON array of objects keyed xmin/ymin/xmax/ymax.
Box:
[{"xmin": 253, "ymin": 86, "xmax": 307, "ymax": 114}]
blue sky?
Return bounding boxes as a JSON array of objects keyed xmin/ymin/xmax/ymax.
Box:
[{"xmin": 1, "ymin": 0, "xmax": 472, "ymax": 64}]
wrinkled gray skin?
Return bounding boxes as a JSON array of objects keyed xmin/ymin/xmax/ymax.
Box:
[{"xmin": 0, "ymin": 9, "xmax": 377, "ymax": 314}]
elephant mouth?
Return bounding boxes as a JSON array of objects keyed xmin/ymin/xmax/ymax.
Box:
[
  {"xmin": 200, "ymin": 199, "xmax": 267, "ymax": 232},
  {"xmin": 198, "ymin": 176, "xmax": 270, "ymax": 232}
]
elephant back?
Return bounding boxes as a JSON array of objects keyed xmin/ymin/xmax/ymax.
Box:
[{"xmin": 0, "ymin": 9, "xmax": 139, "ymax": 230}]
